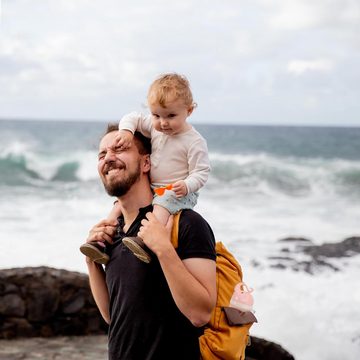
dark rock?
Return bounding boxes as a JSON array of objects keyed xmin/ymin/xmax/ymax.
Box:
[
  {"xmin": 0, "ymin": 281, "xmax": 19, "ymax": 295},
  {"xmin": 246, "ymin": 336, "xmax": 295, "ymax": 360},
  {"xmin": 61, "ymin": 289, "xmax": 87, "ymax": 315},
  {"xmin": 279, "ymin": 237, "xmax": 312, "ymax": 243},
  {"xmin": 0, "ymin": 294, "xmax": 26, "ymax": 317},
  {"xmin": 303, "ymin": 236, "xmax": 360, "ymax": 259},
  {"xmin": 27, "ymin": 285, "xmax": 59, "ymax": 322},
  {"xmin": 0, "ymin": 267, "xmax": 108, "ymax": 339},
  {"xmin": 267, "ymin": 256, "xmax": 294, "ymax": 261},
  {"xmin": 270, "ymin": 263, "xmax": 287, "ymax": 270},
  {"xmin": 271, "ymin": 235, "xmax": 360, "ymax": 274},
  {"xmin": 1, "ymin": 318, "xmax": 35, "ymax": 339}
]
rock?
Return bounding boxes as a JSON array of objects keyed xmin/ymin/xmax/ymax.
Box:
[
  {"xmin": 246, "ymin": 336, "xmax": 295, "ymax": 360},
  {"xmin": 271, "ymin": 235, "xmax": 360, "ymax": 274},
  {"xmin": 0, "ymin": 293, "xmax": 26, "ymax": 317},
  {"xmin": 302, "ymin": 236, "xmax": 360, "ymax": 259},
  {"xmin": 0, "ymin": 267, "xmax": 108, "ymax": 339},
  {"xmin": 279, "ymin": 237, "xmax": 313, "ymax": 244}
]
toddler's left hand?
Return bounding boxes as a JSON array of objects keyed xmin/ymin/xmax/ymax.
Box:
[{"xmin": 172, "ymin": 180, "xmax": 188, "ymax": 197}]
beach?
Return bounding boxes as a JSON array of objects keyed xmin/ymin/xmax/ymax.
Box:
[{"xmin": 0, "ymin": 336, "xmax": 108, "ymax": 360}]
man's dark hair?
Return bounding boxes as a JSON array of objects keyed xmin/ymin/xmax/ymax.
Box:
[{"xmin": 104, "ymin": 123, "xmax": 151, "ymax": 155}]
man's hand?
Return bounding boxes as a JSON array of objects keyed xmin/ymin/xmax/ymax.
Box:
[
  {"xmin": 115, "ymin": 129, "xmax": 134, "ymax": 149},
  {"xmin": 172, "ymin": 180, "xmax": 188, "ymax": 197},
  {"xmin": 138, "ymin": 212, "xmax": 174, "ymax": 257},
  {"xmin": 85, "ymin": 219, "xmax": 117, "ymax": 262}
]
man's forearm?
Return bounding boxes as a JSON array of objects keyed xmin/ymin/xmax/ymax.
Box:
[
  {"xmin": 157, "ymin": 248, "xmax": 216, "ymax": 327},
  {"xmin": 86, "ymin": 260, "xmax": 110, "ymax": 324}
]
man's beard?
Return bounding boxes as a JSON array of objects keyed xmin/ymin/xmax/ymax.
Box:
[{"xmin": 103, "ymin": 163, "xmax": 141, "ymax": 197}]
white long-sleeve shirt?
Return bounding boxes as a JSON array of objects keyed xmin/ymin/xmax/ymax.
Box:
[{"xmin": 120, "ymin": 112, "xmax": 210, "ymax": 194}]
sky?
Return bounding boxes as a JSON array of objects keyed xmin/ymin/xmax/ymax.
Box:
[{"xmin": 0, "ymin": 0, "xmax": 359, "ymax": 126}]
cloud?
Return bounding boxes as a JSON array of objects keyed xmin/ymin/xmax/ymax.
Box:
[
  {"xmin": 0, "ymin": 0, "xmax": 359, "ymax": 125},
  {"xmin": 264, "ymin": 0, "xmax": 360, "ymax": 30},
  {"xmin": 287, "ymin": 59, "xmax": 334, "ymax": 76}
]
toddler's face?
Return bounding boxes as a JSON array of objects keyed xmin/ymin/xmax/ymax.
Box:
[{"xmin": 150, "ymin": 98, "xmax": 193, "ymax": 136}]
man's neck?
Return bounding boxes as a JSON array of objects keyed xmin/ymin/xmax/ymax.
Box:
[{"xmin": 117, "ymin": 185, "xmax": 153, "ymax": 230}]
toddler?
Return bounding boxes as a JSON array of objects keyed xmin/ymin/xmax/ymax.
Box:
[{"xmin": 81, "ymin": 73, "xmax": 210, "ymax": 264}]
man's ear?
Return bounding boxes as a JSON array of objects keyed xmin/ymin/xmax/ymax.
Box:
[{"xmin": 142, "ymin": 154, "xmax": 151, "ymax": 172}]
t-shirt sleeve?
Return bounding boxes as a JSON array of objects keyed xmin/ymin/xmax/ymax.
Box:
[{"xmin": 177, "ymin": 210, "xmax": 216, "ymax": 261}]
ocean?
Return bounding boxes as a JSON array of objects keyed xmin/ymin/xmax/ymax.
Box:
[{"xmin": 1, "ymin": 119, "xmax": 360, "ymax": 359}]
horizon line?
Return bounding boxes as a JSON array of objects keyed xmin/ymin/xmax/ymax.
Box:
[{"xmin": 0, "ymin": 116, "xmax": 359, "ymax": 129}]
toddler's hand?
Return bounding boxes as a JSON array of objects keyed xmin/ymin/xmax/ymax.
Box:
[
  {"xmin": 115, "ymin": 130, "xmax": 133, "ymax": 149},
  {"xmin": 172, "ymin": 180, "xmax": 188, "ymax": 197}
]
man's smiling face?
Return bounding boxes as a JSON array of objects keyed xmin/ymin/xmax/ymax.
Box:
[{"xmin": 97, "ymin": 131, "xmax": 141, "ymax": 197}]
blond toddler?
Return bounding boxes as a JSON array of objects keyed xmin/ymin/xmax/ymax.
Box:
[{"xmin": 81, "ymin": 73, "xmax": 210, "ymax": 264}]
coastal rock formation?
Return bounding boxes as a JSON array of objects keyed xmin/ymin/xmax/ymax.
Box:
[
  {"xmin": 0, "ymin": 267, "xmax": 108, "ymax": 339},
  {"xmin": 246, "ymin": 337, "xmax": 295, "ymax": 360},
  {"xmin": 0, "ymin": 266, "xmax": 295, "ymax": 359},
  {"xmin": 267, "ymin": 236, "xmax": 360, "ymax": 274}
]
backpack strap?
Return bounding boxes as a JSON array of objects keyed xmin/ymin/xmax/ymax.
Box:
[{"xmin": 170, "ymin": 211, "xmax": 182, "ymax": 249}]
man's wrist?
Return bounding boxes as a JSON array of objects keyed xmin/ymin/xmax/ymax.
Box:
[
  {"xmin": 86, "ymin": 258, "xmax": 103, "ymax": 270},
  {"xmin": 156, "ymin": 243, "xmax": 177, "ymax": 262}
]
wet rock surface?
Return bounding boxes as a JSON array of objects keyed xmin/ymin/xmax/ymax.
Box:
[{"xmin": 266, "ymin": 236, "xmax": 360, "ymax": 274}]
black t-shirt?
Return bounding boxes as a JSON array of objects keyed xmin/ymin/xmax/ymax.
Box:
[{"xmin": 105, "ymin": 206, "xmax": 216, "ymax": 360}]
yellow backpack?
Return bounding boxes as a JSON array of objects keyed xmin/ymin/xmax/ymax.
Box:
[{"xmin": 171, "ymin": 212, "xmax": 257, "ymax": 360}]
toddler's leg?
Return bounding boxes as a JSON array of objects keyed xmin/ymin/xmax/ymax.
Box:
[
  {"xmin": 153, "ymin": 204, "xmax": 171, "ymax": 225},
  {"xmin": 107, "ymin": 200, "xmax": 122, "ymax": 222}
]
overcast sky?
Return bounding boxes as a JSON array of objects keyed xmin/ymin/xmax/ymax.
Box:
[{"xmin": 1, "ymin": 0, "xmax": 359, "ymax": 126}]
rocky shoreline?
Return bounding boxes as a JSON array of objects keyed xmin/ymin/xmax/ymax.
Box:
[
  {"xmin": 0, "ymin": 266, "xmax": 295, "ymax": 359},
  {"xmin": 261, "ymin": 236, "xmax": 360, "ymax": 274},
  {"xmin": 0, "ymin": 267, "xmax": 108, "ymax": 339},
  {"xmin": 1, "ymin": 237, "xmax": 359, "ymax": 358},
  {"xmin": 0, "ymin": 334, "xmax": 295, "ymax": 360}
]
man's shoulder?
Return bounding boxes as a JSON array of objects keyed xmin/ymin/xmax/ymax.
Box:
[
  {"xmin": 179, "ymin": 209, "xmax": 208, "ymax": 225},
  {"xmin": 177, "ymin": 209, "xmax": 216, "ymax": 260}
]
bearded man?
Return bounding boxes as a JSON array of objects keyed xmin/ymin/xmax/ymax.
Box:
[{"xmin": 84, "ymin": 124, "xmax": 216, "ymax": 360}]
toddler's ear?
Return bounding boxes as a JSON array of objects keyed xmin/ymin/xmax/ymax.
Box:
[{"xmin": 188, "ymin": 102, "xmax": 197, "ymax": 115}]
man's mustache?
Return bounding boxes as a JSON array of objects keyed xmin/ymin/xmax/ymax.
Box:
[{"xmin": 104, "ymin": 160, "xmax": 126, "ymax": 175}]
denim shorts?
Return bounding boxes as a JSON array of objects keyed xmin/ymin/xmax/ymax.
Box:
[{"xmin": 152, "ymin": 190, "xmax": 199, "ymax": 214}]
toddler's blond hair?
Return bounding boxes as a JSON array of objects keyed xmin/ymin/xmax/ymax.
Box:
[{"xmin": 147, "ymin": 73, "xmax": 196, "ymax": 109}]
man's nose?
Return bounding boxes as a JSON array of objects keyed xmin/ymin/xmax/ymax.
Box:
[{"xmin": 104, "ymin": 148, "xmax": 116, "ymax": 161}]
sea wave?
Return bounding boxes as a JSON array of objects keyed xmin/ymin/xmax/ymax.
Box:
[
  {"xmin": 208, "ymin": 152, "xmax": 360, "ymax": 198},
  {"xmin": 2, "ymin": 147, "xmax": 360, "ymax": 198},
  {"xmin": 0, "ymin": 148, "xmax": 98, "ymax": 186}
]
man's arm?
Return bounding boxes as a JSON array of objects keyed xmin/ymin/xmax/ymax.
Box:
[
  {"xmin": 84, "ymin": 219, "xmax": 117, "ymax": 324},
  {"xmin": 138, "ymin": 213, "xmax": 217, "ymax": 327},
  {"xmin": 86, "ymin": 260, "xmax": 110, "ymax": 324}
]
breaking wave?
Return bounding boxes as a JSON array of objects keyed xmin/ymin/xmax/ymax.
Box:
[{"xmin": 2, "ymin": 146, "xmax": 360, "ymax": 198}]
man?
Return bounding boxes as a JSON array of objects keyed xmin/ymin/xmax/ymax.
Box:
[{"xmin": 85, "ymin": 124, "xmax": 217, "ymax": 359}]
